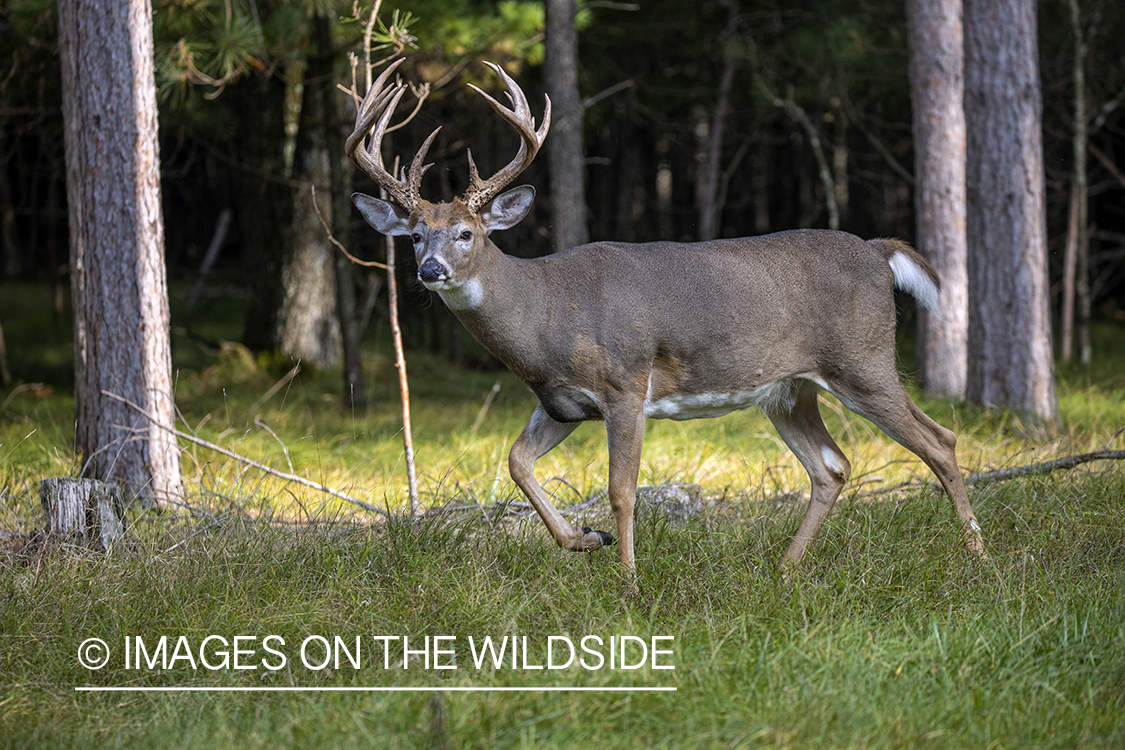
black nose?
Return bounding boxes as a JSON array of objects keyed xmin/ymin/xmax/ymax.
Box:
[{"xmin": 418, "ymin": 260, "xmax": 447, "ymax": 283}]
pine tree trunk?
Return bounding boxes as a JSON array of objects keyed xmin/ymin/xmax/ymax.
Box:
[
  {"xmin": 545, "ymin": 0, "xmax": 588, "ymax": 252},
  {"xmin": 58, "ymin": 0, "xmax": 183, "ymax": 505},
  {"xmin": 281, "ymin": 30, "xmax": 342, "ymax": 371},
  {"xmin": 237, "ymin": 76, "xmax": 293, "ymax": 353},
  {"xmin": 964, "ymin": 0, "xmax": 1059, "ymax": 427},
  {"xmin": 316, "ymin": 15, "xmax": 365, "ymax": 408},
  {"xmin": 697, "ymin": 0, "xmax": 740, "ymax": 242},
  {"xmin": 907, "ymin": 0, "xmax": 968, "ymax": 399}
]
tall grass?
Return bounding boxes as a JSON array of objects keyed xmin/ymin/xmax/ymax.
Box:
[{"xmin": 1, "ymin": 284, "xmax": 1124, "ymax": 748}]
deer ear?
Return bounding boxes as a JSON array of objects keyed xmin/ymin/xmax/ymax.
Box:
[
  {"xmin": 481, "ymin": 185, "xmax": 535, "ymax": 232},
  {"xmin": 352, "ymin": 193, "xmax": 411, "ymax": 236}
]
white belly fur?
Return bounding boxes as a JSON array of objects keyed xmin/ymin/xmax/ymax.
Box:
[{"xmin": 644, "ymin": 379, "xmax": 796, "ymax": 421}]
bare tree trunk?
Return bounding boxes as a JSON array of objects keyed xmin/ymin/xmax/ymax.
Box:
[
  {"xmin": 237, "ymin": 75, "xmax": 292, "ymax": 353},
  {"xmin": 907, "ymin": 0, "xmax": 968, "ymax": 399},
  {"xmin": 964, "ymin": 0, "xmax": 1059, "ymax": 427},
  {"xmin": 545, "ymin": 0, "xmax": 588, "ymax": 252},
  {"xmin": 1060, "ymin": 183, "xmax": 1079, "ymax": 361},
  {"xmin": 58, "ymin": 0, "xmax": 183, "ymax": 504},
  {"xmin": 697, "ymin": 0, "xmax": 740, "ymax": 242},
  {"xmin": 281, "ymin": 22, "xmax": 343, "ymax": 373},
  {"xmin": 282, "ymin": 145, "xmax": 342, "ymax": 370},
  {"xmin": 315, "ymin": 15, "xmax": 366, "ymax": 408},
  {"xmin": 1067, "ymin": 0, "xmax": 1092, "ymax": 367}
]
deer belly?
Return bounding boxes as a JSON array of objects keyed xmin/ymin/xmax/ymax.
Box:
[{"xmin": 644, "ymin": 380, "xmax": 796, "ymax": 421}]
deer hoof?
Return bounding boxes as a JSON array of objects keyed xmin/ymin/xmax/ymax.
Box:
[{"xmin": 565, "ymin": 527, "xmax": 615, "ymax": 552}]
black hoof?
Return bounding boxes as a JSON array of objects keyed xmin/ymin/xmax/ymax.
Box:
[{"xmin": 581, "ymin": 527, "xmax": 616, "ymax": 547}]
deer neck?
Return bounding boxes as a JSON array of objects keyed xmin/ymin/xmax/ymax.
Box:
[{"xmin": 436, "ymin": 240, "xmax": 548, "ymax": 380}]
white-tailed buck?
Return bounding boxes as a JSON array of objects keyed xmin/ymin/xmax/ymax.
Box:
[{"xmin": 348, "ymin": 60, "xmax": 986, "ymax": 569}]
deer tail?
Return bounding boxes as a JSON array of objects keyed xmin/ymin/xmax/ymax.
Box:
[{"xmin": 869, "ymin": 238, "xmax": 940, "ymax": 313}]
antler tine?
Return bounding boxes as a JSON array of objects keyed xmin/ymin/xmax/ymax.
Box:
[
  {"xmin": 462, "ymin": 61, "xmax": 552, "ymax": 213},
  {"xmin": 345, "ymin": 57, "xmax": 437, "ymax": 212}
]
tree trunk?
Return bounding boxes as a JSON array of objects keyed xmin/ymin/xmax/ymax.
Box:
[
  {"xmin": 1067, "ymin": 0, "xmax": 1092, "ymax": 366},
  {"xmin": 237, "ymin": 75, "xmax": 293, "ymax": 353},
  {"xmin": 907, "ymin": 0, "xmax": 968, "ymax": 399},
  {"xmin": 696, "ymin": 0, "xmax": 740, "ymax": 242},
  {"xmin": 281, "ymin": 27, "xmax": 342, "ymax": 372},
  {"xmin": 545, "ymin": 0, "xmax": 588, "ymax": 252},
  {"xmin": 964, "ymin": 0, "xmax": 1059, "ymax": 427},
  {"xmin": 58, "ymin": 0, "xmax": 183, "ymax": 504},
  {"xmin": 282, "ymin": 150, "xmax": 342, "ymax": 370},
  {"xmin": 317, "ymin": 15, "xmax": 365, "ymax": 408}
]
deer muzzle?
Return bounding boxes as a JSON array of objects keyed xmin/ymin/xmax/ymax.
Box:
[{"xmin": 418, "ymin": 259, "xmax": 449, "ymax": 284}]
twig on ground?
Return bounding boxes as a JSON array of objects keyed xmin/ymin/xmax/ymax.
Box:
[
  {"xmin": 102, "ymin": 391, "xmax": 387, "ymax": 517},
  {"xmin": 157, "ymin": 515, "xmax": 230, "ymax": 558},
  {"xmin": 965, "ymin": 450, "xmax": 1125, "ymax": 484}
]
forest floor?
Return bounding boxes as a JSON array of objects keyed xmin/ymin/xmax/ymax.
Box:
[{"xmin": 1, "ymin": 282, "xmax": 1123, "ymax": 748}]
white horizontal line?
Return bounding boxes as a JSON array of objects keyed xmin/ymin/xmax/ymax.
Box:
[{"xmin": 76, "ymin": 686, "xmax": 677, "ymax": 693}]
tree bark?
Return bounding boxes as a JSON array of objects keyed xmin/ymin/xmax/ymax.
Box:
[
  {"xmin": 964, "ymin": 0, "xmax": 1059, "ymax": 427},
  {"xmin": 545, "ymin": 0, "xmax": 588, "ymax": 252},
  {"xmin": 907, "ymin": 0, "xmax": 968, "ymax": 399},
  {"xmin": 41, "ymin": 478, "xmax": 126, "ymax": 551},
  {"xmin": 317, "ymin": 15, "xmax": 365, "ymax": 408},
  {"xmin": 281, "ymin": 26, "xmax": 343, "ymax": 372},
  {"xmin": 58, "ymin": 0, "xmax": 183, "ymax": 505},
  {"xmin": 696, "ymin": 0, "xmax": 740, "ymax": 241},
  {"xmin": 1066, "ymin": 0, "xmax": 1091, "ymax": 366},
  {"xmin": 236, "ymin": 76, "xmax": 293, "ymax": 353}
]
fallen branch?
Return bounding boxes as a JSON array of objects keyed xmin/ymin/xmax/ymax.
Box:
[
  {"xmin": 965, "ymin": 449, "xmax": 1125, "ymax": 485},
  {"xmin": 102, "ymin": 391, "xmax": 387, "ymax": 517}
]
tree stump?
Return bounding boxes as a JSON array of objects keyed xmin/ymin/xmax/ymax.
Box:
[
  {"xmin": 40, "ymin": 478, "xmax": 126, "ymax": 551},
  {"xmin": 635, "ymin": 483, "xmax": 705, "ymax": 526}
]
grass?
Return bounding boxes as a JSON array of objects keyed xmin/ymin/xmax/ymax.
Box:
[{"xmin": 1, "ymin": 282, "xmax": 1124, "ymax": 748}]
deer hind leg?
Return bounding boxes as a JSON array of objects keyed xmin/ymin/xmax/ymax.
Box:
[
  {"xmin": 509, "ymin": 404, "xmax": 614, "ymax": 554},
  {"xmin": 823, "ymin": 376, "xmax": 986, "ymax": 558},
  {"xmin": 768, "ymin": 379, "xmax": 853, "ymax": 566}
]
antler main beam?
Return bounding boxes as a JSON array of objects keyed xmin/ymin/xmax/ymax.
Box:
[
  {"xmin": 345, "ymin": 57, "xmax": 438, "ymax": 213},
  {"xmin": 462, "ymin": 62, "xmax": 552, "ymax": 213}
]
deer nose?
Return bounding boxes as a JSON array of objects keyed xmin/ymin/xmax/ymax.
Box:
[{"xmin": 418, "ymin": 259, "xmax": 448, "ymax": 283}]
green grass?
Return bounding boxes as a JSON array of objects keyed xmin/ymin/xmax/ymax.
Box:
[{"xmin": 1, "ymin": 282, "xmax": 1124, "ymax": 748}]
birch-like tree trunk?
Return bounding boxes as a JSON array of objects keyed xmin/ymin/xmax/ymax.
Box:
[
  {"xmin": 58, "ymin": 0, "xmax": 183, "ymax": 504},
  {"xmin": 545, "ymin": 0, "xmax": 588, "ymax": 252},
  {"xmin": 907, "ymin": 0, "xmax": 968, "ymax": 399},
  {"xmin": 964, "ymin": 0, "xmax": 1059, "ymax": 426}
]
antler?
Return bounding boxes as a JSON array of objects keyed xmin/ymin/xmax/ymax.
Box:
[
  {"xmin": 462, "ymin": 61, "xmax": 552, "ymax": 214},
  {"xmin": 345, "ymin": 57, "xmax": 439, "ymax": 213}
]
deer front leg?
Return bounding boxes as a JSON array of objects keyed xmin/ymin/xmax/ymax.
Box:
[
  {"xmin": 604, "ymin": 402, "xmax": 647, "ymax": 570},
  {"xmin": 509, "ymin": 404, "xmax": 614, "ymax": 553}
]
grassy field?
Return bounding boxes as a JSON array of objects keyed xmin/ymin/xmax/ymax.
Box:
[{"xmin": 1, "ymin": 282, "xmax": 1124, "ymax": 748}]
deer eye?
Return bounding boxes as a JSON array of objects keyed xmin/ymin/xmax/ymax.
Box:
[
  {"xmin": 411, "ymin": 233, "xmax": 422, "ymax": 243},
  {"xmin": 459, "ymin": 230, "xmax": 473, "ymax": 241}
]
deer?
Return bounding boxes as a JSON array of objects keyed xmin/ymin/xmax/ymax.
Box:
[{"xmin": 346, "ymin": 59, "xmax": 987, "ymax": 571}]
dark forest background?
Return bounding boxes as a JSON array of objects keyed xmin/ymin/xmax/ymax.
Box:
[{"xmin": 2, "ymin": 0, "xmax": 1123, "ymax": 372}]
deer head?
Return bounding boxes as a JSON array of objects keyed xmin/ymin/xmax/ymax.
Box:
[{"xmin": 348, "ymin": 59, "xmax": 550, "ymax": 299}]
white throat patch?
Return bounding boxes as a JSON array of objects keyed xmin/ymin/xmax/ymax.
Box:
[{"xmin": 437, "ymin": 277, "xmax": 484, "ymax": 310}]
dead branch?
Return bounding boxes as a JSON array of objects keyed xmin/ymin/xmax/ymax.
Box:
[
  {"xmin": 311, "ymin": 185, "xmax": 388, "ymax": 269},
  {"xmin": 965, "ymin": 449, "xmax": 1125, "ymax": 485},
  {"xmin": 102, "ymin": 391, "xmax": 388, "ymax": 517}
]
